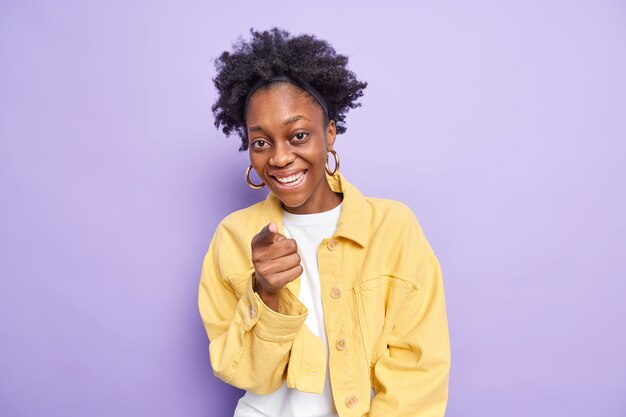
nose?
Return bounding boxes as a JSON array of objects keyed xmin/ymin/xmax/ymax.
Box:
[{"xmin": 269, "ymin": 141, "xmax": 295, "ymax": 167}]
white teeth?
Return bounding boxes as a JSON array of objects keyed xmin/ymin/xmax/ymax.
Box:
[{"xmin": 275, "ymin": 171, "xmax": 305, "ymax": 184}]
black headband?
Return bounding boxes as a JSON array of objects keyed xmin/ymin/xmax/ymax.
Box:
[{"xmin": 244, "ymin": 75, "xmax": 329, "ymax": 117}]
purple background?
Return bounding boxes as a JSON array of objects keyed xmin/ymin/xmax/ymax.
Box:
[{"xmin": 1, "ymin": 1, "xmax": 625, "ymax": 416}]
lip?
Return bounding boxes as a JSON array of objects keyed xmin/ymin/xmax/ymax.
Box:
[{"xmin": 269, "ymin": 169, "xmax": 308, "ymax": 190}]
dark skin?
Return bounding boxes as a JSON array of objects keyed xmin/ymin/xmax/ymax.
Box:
[{"xmin": 246, "ymin": 83, "xmax": 342, "ymax": 311}]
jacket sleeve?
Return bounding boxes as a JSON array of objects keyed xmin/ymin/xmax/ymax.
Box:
[
  {"xmin": 198, "ymin": 223, "xmax": 309, "ymax": 394},
  {"xmin": 368, "ymin": 213, "xmax": 451, "ymax": 417}
]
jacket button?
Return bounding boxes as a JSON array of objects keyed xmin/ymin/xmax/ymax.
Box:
[
  {"xmin": 327, "ymin": 239, "xmax": 338, "ymax": 251},
  {"xmin": 345, "ymin": 395, "xmax": 358, "ymax": 408},
  {"xmin": 248, "ymin": 304, "xmax": 256, "ymax": 319},
  {"xmin": 330, "ymin": 287, "xmax": 342, "ymax": 299},
  {"xmin": 335, "ymin": 338, "xmax": 347, "ymax": 351}
]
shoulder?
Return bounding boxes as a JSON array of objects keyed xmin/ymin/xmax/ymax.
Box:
[
  {"xmin": 216, "ymin": 200, "xmax": 265, "ymax": 235},
  {"xmin": 365, "ymin": 197, "xmax": 424, "ymax": 233},
  {"xmin": 365, "ymin": 197, "xmax": 415, "ymax": 215},
  {"xmin": 210, "ymin": 200, "xmax": 267, "ymax": 255},
  {"xmin": 361, "ymin": 196, "xmax": 434, "ymax": 284},
  {"xmin": 207, "ymin": 200, "xmax": 267, "ymax": 279}
]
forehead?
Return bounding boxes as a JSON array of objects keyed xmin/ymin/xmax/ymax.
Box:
[{"xmin": 246, "ymin": 83, "xmax": 324, "ymax": 125}]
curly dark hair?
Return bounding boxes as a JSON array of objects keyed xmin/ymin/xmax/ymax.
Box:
[{"xmin": 212, "ymin": 28, "xmax": 368, "ymax": 151}]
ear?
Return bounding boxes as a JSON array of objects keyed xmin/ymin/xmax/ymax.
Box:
[{"xmin": 326, "ymin": 120, "xmax": 337, "ymax": 150}]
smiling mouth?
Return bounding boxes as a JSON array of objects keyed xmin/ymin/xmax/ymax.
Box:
[{"xmin": 271, "ymin": 170, "xmax": 307, "ymax": 188}]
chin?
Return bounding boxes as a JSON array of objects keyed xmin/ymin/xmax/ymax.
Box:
[{"xmin": 275, "ymin": 193, "xmax": 309, "ymax": 209}]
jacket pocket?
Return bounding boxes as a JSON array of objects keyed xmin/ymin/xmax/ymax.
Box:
[{"xmin": 354, "ymin": 274, "xmax": 416, "ymax": 367}]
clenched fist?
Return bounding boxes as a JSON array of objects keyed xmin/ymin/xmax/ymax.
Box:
[{"xmin": 251, "ymin": 222, "xmax": 302, "ymax": 311}]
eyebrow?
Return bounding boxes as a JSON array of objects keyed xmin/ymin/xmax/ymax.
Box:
[
  {"xmin": 248, "ymin": 115, "xmax": 310, "ymax": 133},
  {"xmin": 283, "ymin": 114, "xmax": 309, "ymax": 125}
]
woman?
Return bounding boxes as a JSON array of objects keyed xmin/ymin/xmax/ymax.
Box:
[{"xmin": 198, "ymin": 28, "xmax": 450, "ymax": 417}]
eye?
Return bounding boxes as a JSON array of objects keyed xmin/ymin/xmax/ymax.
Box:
[
  {"xmin": 292, "ymin": 132, "xmax": 309, "ymax": 141},
  {"xmin": 251, "ymin": 139, "xmax": 269, "ymax": 149}
]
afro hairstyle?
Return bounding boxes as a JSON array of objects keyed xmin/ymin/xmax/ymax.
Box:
[{"xmin": 212, "ymin": 27, "xmax": 368, "ymax": 151}]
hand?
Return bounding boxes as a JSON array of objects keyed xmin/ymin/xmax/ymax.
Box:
[{"xmin": 251, "ymin": 222, "xmax": 302, "ymax": 311}]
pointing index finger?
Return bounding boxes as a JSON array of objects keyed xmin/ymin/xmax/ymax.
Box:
[{"xmin": 254, "ymin": 222, "xmax": 285, "ymax": 246}]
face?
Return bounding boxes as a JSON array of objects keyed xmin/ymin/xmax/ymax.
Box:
[{"xmin": 246, "ymin": 83, "xmax": 338, "ymax": 214}]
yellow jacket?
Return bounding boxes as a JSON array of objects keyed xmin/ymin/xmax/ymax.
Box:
[{"xmin": 198, "ymin": 173, "xmax": 450, "ymax": 417}]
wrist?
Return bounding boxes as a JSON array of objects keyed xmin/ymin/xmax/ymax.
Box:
[{"xmin": 253, "ymin": 274, "xmax": 280, "ymax": 311}]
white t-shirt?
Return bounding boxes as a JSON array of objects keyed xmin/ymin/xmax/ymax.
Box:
[{"xmin": 234, "ymin": 203, "xmax": 343, "ymax": 417}]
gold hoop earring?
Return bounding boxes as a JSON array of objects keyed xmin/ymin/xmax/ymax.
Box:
[
  {"xmin": 245, "ymin": 165, "xmax": 265, "ymax": 189},
  {"xmin": 325, "ymin": 150, "xmax": 340, "ymax": 176}
]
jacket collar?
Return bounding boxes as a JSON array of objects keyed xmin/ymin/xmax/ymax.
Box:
[{"xmin": 258, "ymin": 172, "xmax": 370, "ymax": 248}]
